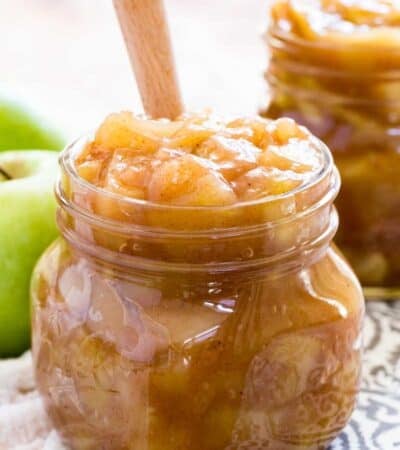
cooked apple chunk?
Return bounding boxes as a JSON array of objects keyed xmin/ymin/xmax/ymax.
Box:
[{"xmin": 75, "ymin": 112, "xmax": 323, "ymax": 207}]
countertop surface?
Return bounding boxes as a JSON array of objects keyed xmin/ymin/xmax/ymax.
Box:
[{"xmin": 0, "ymin": 1, "xmax": 399, "ymax": 449}]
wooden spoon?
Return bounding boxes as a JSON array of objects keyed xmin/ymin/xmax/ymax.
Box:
[{"xmin": 113, "ymin": 0, "xmax": 183, "ymax": 119}]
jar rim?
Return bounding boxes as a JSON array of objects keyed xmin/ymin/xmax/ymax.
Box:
[
  {"xmin": 60, "ymin": 133, "xmax": 334, "ymax": 219},
  {"xmin": 57, "ymin": 135, "xmax": 339, "ymax": 272},
  {"xmin": 57, "ymin": 208, "xmax": 338, "ymax": 274},
  {"xmin": 268, "ymin": 28, "xmax": 400, "ymax": 79},
  {"xmin": 268, "ymin": 27, "xmax": 400, "ymax": 58}
]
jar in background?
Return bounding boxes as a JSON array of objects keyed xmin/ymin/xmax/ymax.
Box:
[
  {"xmin": 31, "ymin": 136, "xmax": 364, "ymax": 450},
  {"xmin": 264, "ymin": 0, "xmax": 400, "ymax": 297}
]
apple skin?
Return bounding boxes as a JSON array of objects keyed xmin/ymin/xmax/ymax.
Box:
[
  {"xmin": 0, "ymin": 96, "xmax": 65, "ymax": 151},
  {"xmin": 0, "ymin": 150, "xmax": 59, "ymax": 357}
]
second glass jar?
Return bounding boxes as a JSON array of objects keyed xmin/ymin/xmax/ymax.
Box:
[{"xmin": 264, "ymin": 24, "xmax": 400, "ymax": 297}]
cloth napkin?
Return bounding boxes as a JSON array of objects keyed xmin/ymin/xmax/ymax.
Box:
[
  {"xmin": 330, "ymin": 300, "xmax": 400, "ymax": 450},
  {"xmin": 1, "ymin": 301, "xmax": 399, "ymax": 450}
]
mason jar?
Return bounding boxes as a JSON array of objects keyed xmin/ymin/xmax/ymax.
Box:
[
  {"xmin": 31, "ymin": 136, "xmax": 364, "ymax": 450},
  {"xmin": 263, "ymin": 6, "xmax": 400, "ymax": 298}
]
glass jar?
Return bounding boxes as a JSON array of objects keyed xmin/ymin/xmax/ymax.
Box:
[
  {"xmin": 31, "ymin": 136, "xmax": 364, "ymax": 450},
  {"xmin": 264, "ymin": 24, "xmax": 400, "ymax": 298}
]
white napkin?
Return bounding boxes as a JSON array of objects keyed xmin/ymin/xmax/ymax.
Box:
[{"xmin": 0, "ymin": 353, "xmax": 65, "ymax": 450}]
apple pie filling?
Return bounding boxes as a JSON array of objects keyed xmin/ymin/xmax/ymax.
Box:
[
  {"xmin": 264, "ymin": 0, "xmax": 400, "ymax": 291},
  {"xmin": 75, "ymin": 112, "xmax": 323, "ymax": 206},
  {"xmin": 31, "ymin": 112, "xmax": 364, "ymax": 450}
]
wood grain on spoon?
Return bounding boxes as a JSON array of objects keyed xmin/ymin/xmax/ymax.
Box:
[{"xmin": 113, "ymin": 0, "xmax": 183, "ymax": 119}]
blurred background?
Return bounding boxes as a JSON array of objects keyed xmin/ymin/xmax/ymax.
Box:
[{"xmin": 1, "ymin": 0, "xmax": 268, "ymax": 139}]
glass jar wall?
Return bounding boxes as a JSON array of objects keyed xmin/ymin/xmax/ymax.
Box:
[
  {"xmin": 263, "ymin": 0, "xmax": 400, "ymax": 297},
  {"xmin": 31, "ymin": 134, "xmax": 364, "ymax": 450}
]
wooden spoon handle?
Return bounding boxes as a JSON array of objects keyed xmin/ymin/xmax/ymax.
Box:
[{"xmin": 113, "ymin": 0, "xmax": 183, "ymax": 119}]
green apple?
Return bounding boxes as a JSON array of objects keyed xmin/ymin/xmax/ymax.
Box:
[
  {"xmin": 0, "ymin": 151, "xmax": 59, "ymax": 357},
  {"xmin": 0, "ymin": 96, "xmax": 65, "ymax": 151}
]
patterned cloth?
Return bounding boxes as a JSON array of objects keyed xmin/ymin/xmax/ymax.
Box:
[
  {"xmin": 1, "ymin": 301, "xmax": 399, "ymax": 450},
  {"xmin": 330, "ymin": 301, "xmax": 400, "ymax": 450}
]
